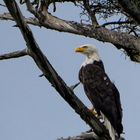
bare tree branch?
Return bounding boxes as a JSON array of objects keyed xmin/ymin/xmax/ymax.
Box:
[
  {"xmin": 0, "ymin": 49, "xmax": 27, "ymax": 60},
  {"xmin": 0, "ymin": 13, "xmax": 40, "ymax": 26},
  {"xmin": 20, "ymin": 0, "xmax": 82, "ymax": 4},
  {"xmin": 1, "ymin": 0, "xmax": 140, "ymax": 63},
  {"xmin": 1, "ymin": 6, "xmax": 140, "ymax": 63},
  {"xmin": 83, "ymin": 0, "xmax": 98, "ymax": 25},
  {"xmin": 102, "ymin": 20, "xmax": 133, "ymax": 27},
  {"xmin": 70, "ymin": 82, "xmax": 80, "ymax": 91},
  {"xmin": 25, "ymin": 1, "xmax": 140, "ymax": 63},
  {"xmin": 57, "ymin": 132, "xmax": 99, "ymax": 140},
  {"xmin": 57, "ymin": 132, "xmax": 125, "ymax": 140},
  {"xmin": 0, "ymin": 3, "xmax": 6, "ymax": 7},
  {"xmin": 3, "ymin": 0, "xmax": 111, "ymax": 139},
  {"xmin": 0, "ymin": 13, "xmax": 14, "ymax": 21}
]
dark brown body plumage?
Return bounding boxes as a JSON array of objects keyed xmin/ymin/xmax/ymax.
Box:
[{"xmin": 79, "ymin": 60, "xmax": 123, "ymax": 136}]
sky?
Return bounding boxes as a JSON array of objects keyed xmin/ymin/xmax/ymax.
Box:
[{"xmin": 0, "ymin": 2, "xmax": 140, "ymax": 140}]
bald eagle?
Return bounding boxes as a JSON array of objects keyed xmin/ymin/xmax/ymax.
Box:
[{"xmin": 75, "ymin": 44, "xmax": 123, "ymax": 140}]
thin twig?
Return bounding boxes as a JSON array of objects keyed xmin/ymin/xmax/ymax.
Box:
[
  {"xmin": 0, "ymin": 13, "xmax": 40, "ymax": 26},
  {"xmin": 0, "ymin": 3, "xmax": 6, "ymax": 7},
  {"xmin": 0, "ymin": 13, "xmax": 14, "ymax": 20},
  {"xmin": 70, "ymin": 82, "xmax": 80, "ymax": 91},
  {"xmin": 0, "ymin": 49, "xmax": 27, "ymax": 60},
  {"xmin": 102, "ymin": 20, "xmax": 133, "ymax": 27}
]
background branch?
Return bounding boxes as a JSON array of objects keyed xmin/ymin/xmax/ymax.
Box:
[
  {"xmin": 25, "ymin": 1, "xmax": 140, "ymax": 63},
  {"xmin": 1, "ymin": 1, "xmax": 140, "ymax": 62},
  {"xmin": 102, "ymin": 20, "xmax": 133, "ymax": 27}
]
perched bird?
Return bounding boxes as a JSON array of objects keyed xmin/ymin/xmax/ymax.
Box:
[{"xmin": 75, "ymin": 44, "xmax": 123, "ymax": 140}]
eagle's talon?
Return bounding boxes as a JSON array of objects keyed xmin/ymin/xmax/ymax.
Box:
[{"xmin": 89, "ymin": 107, "xmax": 102, "ymax": 119}]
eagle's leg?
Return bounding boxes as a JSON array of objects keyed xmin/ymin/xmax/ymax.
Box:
[
  {"xmin": 89, "ymin": 107, "xmax": 98, "ymax": 116},
  {"xmin": 89, "ymin": 107, "xmax": 103, "ymax": 121}
]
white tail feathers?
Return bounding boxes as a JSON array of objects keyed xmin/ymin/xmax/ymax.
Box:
[{"xmin": 101, "ymin": 112, "xmax": 116, "ymax": 140}]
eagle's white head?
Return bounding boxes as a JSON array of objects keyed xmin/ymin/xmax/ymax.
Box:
[{"xmin": 75, "ymin": 44, "xmax": 100, "ymax": 66}]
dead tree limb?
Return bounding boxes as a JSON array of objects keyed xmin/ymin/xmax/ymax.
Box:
[
  {"xmin": 57, "ymin": 132, "xmax": 99, "ymax": 140},
  {"xmin": 23, "ymin": 0, "xmax": 140, "ymax": 63},
  {"xmin": 0, "ymin": 49, "xmax": 27, "ymax": 60},
  {"xmin": 0, "ymin": 13, "xmax": 40, "ymax": 26},
  {"xmin": 1, "ymin": 2, "xmax": 140, "ymax": 62},
  {"xmin": 26, "ymin": 0, "xmax": 140, "ymax": 62},
  {"xmin": 3, "ymin": 0, "xmax": 111, "ymax": 139},
  {"xmin": 57, "ymin": 132, "xmax": 125, "ymax": 140}
]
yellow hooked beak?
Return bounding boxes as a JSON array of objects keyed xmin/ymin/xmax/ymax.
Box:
[{"xmin": 75, "ymin": 47, "xmax": 86, "ymax": 53}]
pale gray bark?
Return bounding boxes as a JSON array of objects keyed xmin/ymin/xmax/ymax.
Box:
[
  {"xmin": 0, "ymin": 49, "xmax": 27, "ymax": 60},
  {"xmin": 1, "ymin": 1, "xmax": 140, "ymax": 62}
]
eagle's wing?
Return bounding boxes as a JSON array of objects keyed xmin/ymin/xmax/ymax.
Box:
[{"xmin": 80, "ymin": 64, "xmax": 123, "ymax": 135}]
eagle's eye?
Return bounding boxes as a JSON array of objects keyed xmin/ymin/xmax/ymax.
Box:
[{"xmin": 82, "ymin": 46, "xmax": 88, "ymax": 49}]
